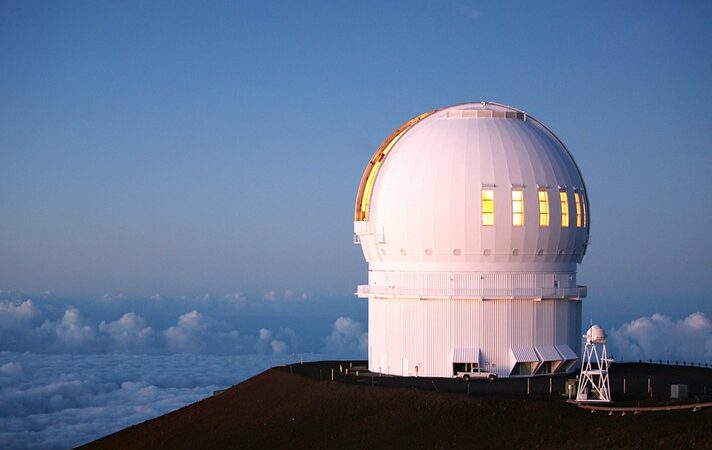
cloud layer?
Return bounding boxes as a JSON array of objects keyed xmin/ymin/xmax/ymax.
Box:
[
  {"xmin": 0, "ymin": 297, "xmax": 346, "ymax": 357},
  {"xmin": 323, "ymin": 316, "xmax": 368, "ymax": 357},
  {"xmin": 609, "ymin": 312, "xmax": 712, "ymax": 362},
  {"xmin": 0, "ymin": 293, "xmax": 367, "ymax": 448},
  {"xmin": 0, "ymin": 352, "xmax": 320, "ymax": 449}
]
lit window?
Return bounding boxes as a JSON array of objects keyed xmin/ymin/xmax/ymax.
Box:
[
  {"xmin": 512, "ymin": 190, "xmax": 524, "ymax": 227},
  {"xmin": 559, "ymin": 190, "xmax": 569, "ymax": 228},
  {"xmin": 538, "ymin": 190, "xmax": 549, "ymax": 227},
  {"xmin": 482, "ymin": 190, "xmax": 494, "ymax": 226},
  {"xmin": 574, "ymin": 192, "xmax": 582, "ymax": 228},
  {"xmin": 581, "ymin": 193, "xmax": 587, "ymax": 227}
]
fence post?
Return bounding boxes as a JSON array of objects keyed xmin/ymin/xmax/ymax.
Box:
[
  {"xmin": 331, "ymin": 368, "xmax": 334, "ymax": 381},
  {"xmin": 549, "ymin": 377, "xmax": 552, "ymax": 394},
  {"xmin": 527, "ymin": 378, "xmax": 530, "ymax": 395},
  {"xmin": 623, "ymin": 377, "xmax": 626, "ymax": 394}
]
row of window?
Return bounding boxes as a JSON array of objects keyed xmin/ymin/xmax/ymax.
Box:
[{"xmin": 480, "ymin": 188, "xmax": 587, "ymax": 228}]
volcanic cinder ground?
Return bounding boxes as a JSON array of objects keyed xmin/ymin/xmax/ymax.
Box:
[{"xmin": 81, "ymin": 364, "xmax": 712, "ymax": 450}]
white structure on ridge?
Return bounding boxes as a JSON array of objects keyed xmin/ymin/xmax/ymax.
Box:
[
  {"xmin": 353, "ymin": 102, "xmax": 590, "ymax": 378},
  {"xmin": 576, "ymin": 325, "xmax": 612, "ymax": 402}
]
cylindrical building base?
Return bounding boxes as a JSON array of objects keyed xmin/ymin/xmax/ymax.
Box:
[{"xmin": 367, "ymin": 297, "xmax": 581, "ymax": 378}]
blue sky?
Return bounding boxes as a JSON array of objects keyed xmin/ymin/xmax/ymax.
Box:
[{"xmin": 1, "ymin": 1, "xmax": 711, "ymax": 310}]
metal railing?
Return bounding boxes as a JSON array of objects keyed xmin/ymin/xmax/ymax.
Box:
[
  {"xmin": 634, "ymin": 359, "xmax": 711, "ymax": 368},
  {"xmin": 357, "ymin": 284, "xmax": 586, "ymax": 299}
]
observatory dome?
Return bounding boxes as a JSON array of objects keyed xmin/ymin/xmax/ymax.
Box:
[
  {"xmin": 355, "ymin": 102, "xmax": 590, "ymax": 271},
  {"xmin": 354, "ymin": 101, "xmax": 590, "ymax": 378}
]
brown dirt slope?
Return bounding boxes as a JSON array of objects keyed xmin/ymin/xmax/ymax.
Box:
[{"xmin": 80, "ymin": 368, "xmax": 712, "ymax": 450}]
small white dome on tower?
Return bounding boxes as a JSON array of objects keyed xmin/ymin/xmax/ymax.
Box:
[{"xmin": 586, "ymin": 325, "xmax": 606, "ymax": 343}]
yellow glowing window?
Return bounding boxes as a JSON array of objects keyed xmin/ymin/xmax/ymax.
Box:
[
  {"xmin": 581, "ymin": 193, "xmax": 587, "ymax": 227},
  {"xmin": 574, "ymin": 192, "xmax": 582, "ymax": 227},
  {"xmin": 512, "ymin": 190, "xmax": 524, "ymax": 227},
  {"xmin": 538, "ymin": 190, "xmax": 549, "ymax": 227},
  {"xmin": 560, "ymin": 190, "xmax": 569, "ymax": 228},
  {"xmin": 481, "ymin": 190, "xmax": 494, "ymax": 226}
]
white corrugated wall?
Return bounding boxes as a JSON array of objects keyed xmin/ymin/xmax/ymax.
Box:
[{"xmin": 368, "ymin": 297, "xmax": 581, "ymax": 378}]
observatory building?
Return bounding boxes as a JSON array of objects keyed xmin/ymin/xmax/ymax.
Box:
[{"xmin": 353, "ymin": 102, "xmax": 590, "ymax": 378}]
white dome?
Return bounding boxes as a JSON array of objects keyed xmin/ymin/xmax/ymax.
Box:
[
  {"xmin": 586, "ymin": 325, "xmax": 606, "ymax": 343},
  {"xmin": 355, "ymin": 102, "xmax": 589, "ymax": 272}
]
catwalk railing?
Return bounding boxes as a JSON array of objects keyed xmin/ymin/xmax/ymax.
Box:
[
  {"xmin": 632, "ymin": 359, "xmax": 711, "ymax": 369},
  {"xmin": 357, "ymin": 284, "xmax": 587, "ymax": 299}
]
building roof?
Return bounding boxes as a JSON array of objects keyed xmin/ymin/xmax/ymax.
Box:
[
  {"xmin": 536, "ymin": 346, "xmax": 563, "ymax": 362},
  {"xmin": 510, "ymin": 347, "xmax": 540, "ymax": 363},
  {"xmin": 452, "ymin": 347, "xmax": 480, "ymax": 363}
]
